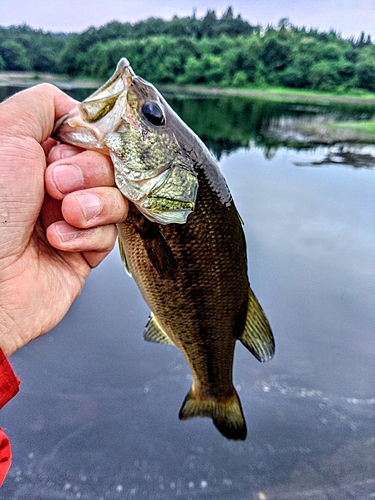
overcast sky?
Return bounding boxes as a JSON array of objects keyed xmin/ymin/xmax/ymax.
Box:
[{"xmin": 0, "ymin": 0, "xmax": 374, "ymax": 39}]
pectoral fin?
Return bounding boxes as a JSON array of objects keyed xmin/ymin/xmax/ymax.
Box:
[
  {"xmin": 143, "ymin": 230, "xmax": 178, "ymax": 280},
  {"xmin": 118, "ymin": 236, "xmax": 132, "ymax": 276},
  {"xmin": 239, "ymin": 288, "xmax": 275, "ymax": 362},
  {"xmin": 143, "ymin": 313, "xmax": 175, "ymax": 345},
  {"xmin": 133, "ymin": 215, "xmax": 178, "ymax": 280}
]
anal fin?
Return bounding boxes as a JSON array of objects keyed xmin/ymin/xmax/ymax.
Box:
[
  {"xmin": 143, "ymin": 313, "xmax": 174, "ymax": 346},
  {"xmin": 239, "ymin": 287, "xmax": 275, "ymax": 362}
]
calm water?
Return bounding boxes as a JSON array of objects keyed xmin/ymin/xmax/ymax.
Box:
[{"xmin": 1, "ymin": 86, "xmax": 374, "ymax": 499}]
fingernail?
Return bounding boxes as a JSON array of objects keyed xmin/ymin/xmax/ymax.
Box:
[
  {"xmin": 55, "ymin": 222, "xmax": 79, "ymax": 242},
  {"xmin": 76, "ymin": 192, "xmax": 103, "ymax": 221},
  {"xmin": 53, "ymin": 164, "xmax": 83, "ymax": 194}
]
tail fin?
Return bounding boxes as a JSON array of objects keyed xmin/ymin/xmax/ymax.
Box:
[{"xmin": 179, "ymin": 388, "xmax": 247, "ymax": 440}]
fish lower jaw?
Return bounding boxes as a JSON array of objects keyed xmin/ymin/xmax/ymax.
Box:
[
  {"xmin": 114, "ymin": 164, "xmax": 169, "ymax": 199},
  {"xmin": 115, "ymin": 169, "xmax": 194, "ymax": 224},
  {"xmin": 137, "ymin": 204, "xmax": 192, "ymax": 224},
  {"xmin": 54, "ymin": 113, "xmax": 109, "ymax": 152}
]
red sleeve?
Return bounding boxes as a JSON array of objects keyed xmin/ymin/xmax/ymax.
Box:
[
  {"xmin": 0, "ymin": 348, "xmax": 21, "ymax": 486},
  {"xmin": 0, "ymin": 349, "xmax": 20, "ymax": 409},
  {"xmin": 0, "ymin": 430, "xmax": 11, "ymax": 486}
]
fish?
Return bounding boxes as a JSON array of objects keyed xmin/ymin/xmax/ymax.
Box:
[{"xmin": 54, "ymin": 58, "xmax": 275, "ymax": 440}]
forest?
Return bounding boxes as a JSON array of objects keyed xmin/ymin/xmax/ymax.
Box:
[{"xmin": 1, "ymin": 7, "xmax": 375, "ymax": 93}]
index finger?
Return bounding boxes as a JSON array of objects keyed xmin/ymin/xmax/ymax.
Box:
[{"xmin": 0, "ymin": 83, "xmax": 77, "ymax": 144}]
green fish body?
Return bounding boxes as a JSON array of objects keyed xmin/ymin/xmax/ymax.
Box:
[{"xmin": 54, "ymin": 58, "xmax": 275, "ymax": 440}]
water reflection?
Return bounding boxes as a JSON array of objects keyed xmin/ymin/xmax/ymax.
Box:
[
  {"xmin": 2, "ymin": 84, "xmax": 375, "ymax": 159},
  {"xmin": 0, "ymin": 87, "xmax": 374, "ymax": 499},
  {"xmin": 295, "ymin": 145, "xmax": 375, "ymax": 168}
]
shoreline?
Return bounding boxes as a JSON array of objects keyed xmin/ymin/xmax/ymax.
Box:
[
  {"xmin": 160, "ymin": 84, "xmax": 375, "ymax": 105},
  {"xmin": 1, "ymin": 72, "xmax": 375, "ymax": 105},
  {"xmin": 0, "ymin": 72, "xmax": 99, "ymax": 90}
]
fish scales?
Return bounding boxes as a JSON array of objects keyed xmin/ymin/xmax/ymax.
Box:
[
  {"xmin": 54, "ymin": 58, "xmax": 275, "ymax": 440},
  {"xmin": 118, "ymin": 166, "xmax": 249, "ymax": 399}
]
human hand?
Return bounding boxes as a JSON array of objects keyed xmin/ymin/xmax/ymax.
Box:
[{"xmin": 0, "ymin": 84, "xmax": 128, "ymax": 356}]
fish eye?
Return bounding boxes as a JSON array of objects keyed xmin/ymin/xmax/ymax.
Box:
[{"xmin": 141, "ymin": 101, "xmax": 165, "ymax": 126}]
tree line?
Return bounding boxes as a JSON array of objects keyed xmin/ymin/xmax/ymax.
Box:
[{"xmin": 1, "ymin": 8, "xmax": 375, "ymax": 92}]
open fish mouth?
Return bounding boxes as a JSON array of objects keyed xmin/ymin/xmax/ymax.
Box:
[
  {"xmin": 53, "ymin": 58, "xmax": 133, "ymax": 152},
  {"xmin": 54, "ymin": 58, "xmax": 199, "ymax": 225}
]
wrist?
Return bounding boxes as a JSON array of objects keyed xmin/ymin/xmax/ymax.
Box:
[{"xmin": 0, "ymin": 308, "xmax": 23, "ymax": 357}]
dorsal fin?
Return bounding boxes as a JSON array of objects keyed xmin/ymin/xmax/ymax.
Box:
[
  {"xmin": 239, "ymin": 287, "xmax": 275, "ymax": 362},
  {"xmin": 143, "ymin": 313, "xmax": 175, "ymax": 345}
]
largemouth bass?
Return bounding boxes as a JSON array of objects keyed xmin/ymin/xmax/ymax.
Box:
[{"xmin": 54, "ymin": 58, "xmax": 275, "ymax": 440}]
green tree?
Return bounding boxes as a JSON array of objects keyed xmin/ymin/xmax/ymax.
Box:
[
  {"xmin": 0, "ymin": 14, "xmax": 373, "ymax": 94},
  {"xmin": 319, "ymin": 42, "xmax": 342, "ymax": 61},
  {"xmin": 308, "ymin": 60, "xmax": 340, "ymax": 90},
  {"xmin": 355, "ymin": 31, "xmax": 372, "ymax": 48},
  {"xmin": 279, "ymin": 37, "xmax": 321, "ymax": 87},
  {"xmin": 164, "ymin": 16, "xmax": 196, "ymax": 37},
  {"xmin": 200, "ymin": 10, "xmax": 217, "ymax": 38},
  {"xmin": 260, "ymin": 35, "xmax": 292, "ymax": 79},
  {"xmin": 59, "ymin": 34, "xmax": 82, "ymax": 76},
  {"xmin": 215, "ymin": 7, "xmax": 253, "ymax": 37},
  {"xmin": 279, "ymin": 63, "xmax": 305, "ymax": 87},
  {"xmin": 231, "ymin": 36, "xmax": 262, "ymax": 82},
  {"xmin": 201, "ymin": 53, "xmax": 227, "ymax": 83},
  {"xmin": 132, "ymin": 18, "xmax": 166, "ymax": 38},
  {"xmin": 232, "ymin": 70, "xmax": 248, "ymax": 87},
  {"xmin": 0, "ymin": 40, "xmax": 31, "ymax": 71},
  {"xmin": 98, "ymin": 21, "xmax": 133, "ymax": 41},
  {"xmin": 27, "ymin": 37, "xmax": 64, "ymax": 73},
  {"xmin": 180, "ymin": 55, "xmax": 203, "ymax": 83},
  {"xmin": 179, "ymin": 52, "xmax": 227, "ymax": 85},
  {"xmin": 355, "ymin": 47, "xmax": 375, "ymax": 91}
]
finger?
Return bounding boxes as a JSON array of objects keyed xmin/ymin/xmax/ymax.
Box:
[
  {"xmin": 46, "ymin": 221, "xmax": 118, "ymax": 256},
  {"xmin": 42, "ymin": 137, "xmax": 59, "ymax": 157},
  {"xmin": 81, "ymin": 249, "xmax": 117, "ymax": 269},
  {"xmin": 61, "ymin": 187, "xmax": 128, "ymax": 228},
  {"xmin": 0, "ymin": 83, "xmax": 77, "ymax": 143},
  {"xmin": 0, "ymin": 85, "xmax": 77, "ymax": 239},
  {"xmin": 41, "ymin": 193, "xmax": 63, "ymax": 230},
  {"xmin": 45, "ymin": 150, "xmax": 114, "ymax": 200},
  {"xmin": 47, "ymin": 143, "xmax": 86, "ymax": 163}
]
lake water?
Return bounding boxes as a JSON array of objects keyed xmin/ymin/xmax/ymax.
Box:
[{"xmin": 0, "ymin": 86, "xmax": 374, "ymax": 500}]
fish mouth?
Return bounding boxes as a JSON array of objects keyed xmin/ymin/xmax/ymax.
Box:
[
  {"xmin": 53, "ymin": 58, "xmax": 134, "ymax": 151},
  {"xmin": 78, "ymin": 57, "xmax": 134, "ymax": 123},
  {"xmin": 53, "ymin": 57, "xmax": 198, "ymax": 225}
]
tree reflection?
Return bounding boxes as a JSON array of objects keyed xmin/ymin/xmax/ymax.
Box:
[{"xmin": 166, "ymin": 94, "xmax": 375, "ymax": 161}]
